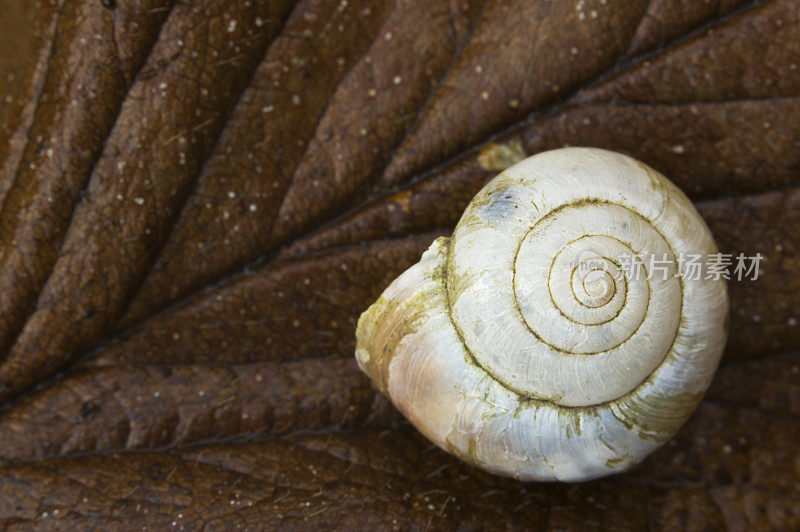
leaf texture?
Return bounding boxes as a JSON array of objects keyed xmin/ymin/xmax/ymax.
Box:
[{"xmin": 0, "ymin": 0, "xmax": 798, "ymax": 528}]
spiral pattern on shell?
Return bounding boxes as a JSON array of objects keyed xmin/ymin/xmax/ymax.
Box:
[{"xmin": 356, "ymin": 148, "xmax": 729, "ymax": 481}]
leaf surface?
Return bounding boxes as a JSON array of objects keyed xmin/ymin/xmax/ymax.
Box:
[{"xmin": 0, "ymin": 0, "xmax": 798, "ymax": 528}]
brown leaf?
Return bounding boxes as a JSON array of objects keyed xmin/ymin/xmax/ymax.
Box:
[{"xmin": 0, "ymin": 0, "xmax": 798, "ymax": 528}]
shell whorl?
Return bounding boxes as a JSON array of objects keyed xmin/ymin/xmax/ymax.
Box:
[{"xmin": 355, "ymin": 148, "xmax": 729, "ymax": 481}]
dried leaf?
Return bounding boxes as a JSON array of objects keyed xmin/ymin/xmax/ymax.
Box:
[{"xmin": 0, "ymin": 0, "xmax": 798, "ymax": 528}]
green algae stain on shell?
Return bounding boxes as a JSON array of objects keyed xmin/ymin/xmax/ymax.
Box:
[
  {"xmin": 355, "ymin": 237, "xmax": 450, "ymax": 393},
  {"xmin": 611, "ymin": 390, "xmax": 705, "ymax": 442}
]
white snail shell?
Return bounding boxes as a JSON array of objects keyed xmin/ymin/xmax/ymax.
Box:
[{"xmin": 355, "ymin": 147, "xmax": 729, "ymax": 482}]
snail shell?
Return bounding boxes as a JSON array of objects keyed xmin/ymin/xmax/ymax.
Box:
[{"xmin": 355, "ymin": 147, "xmax": 729, "ymax": 481}]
